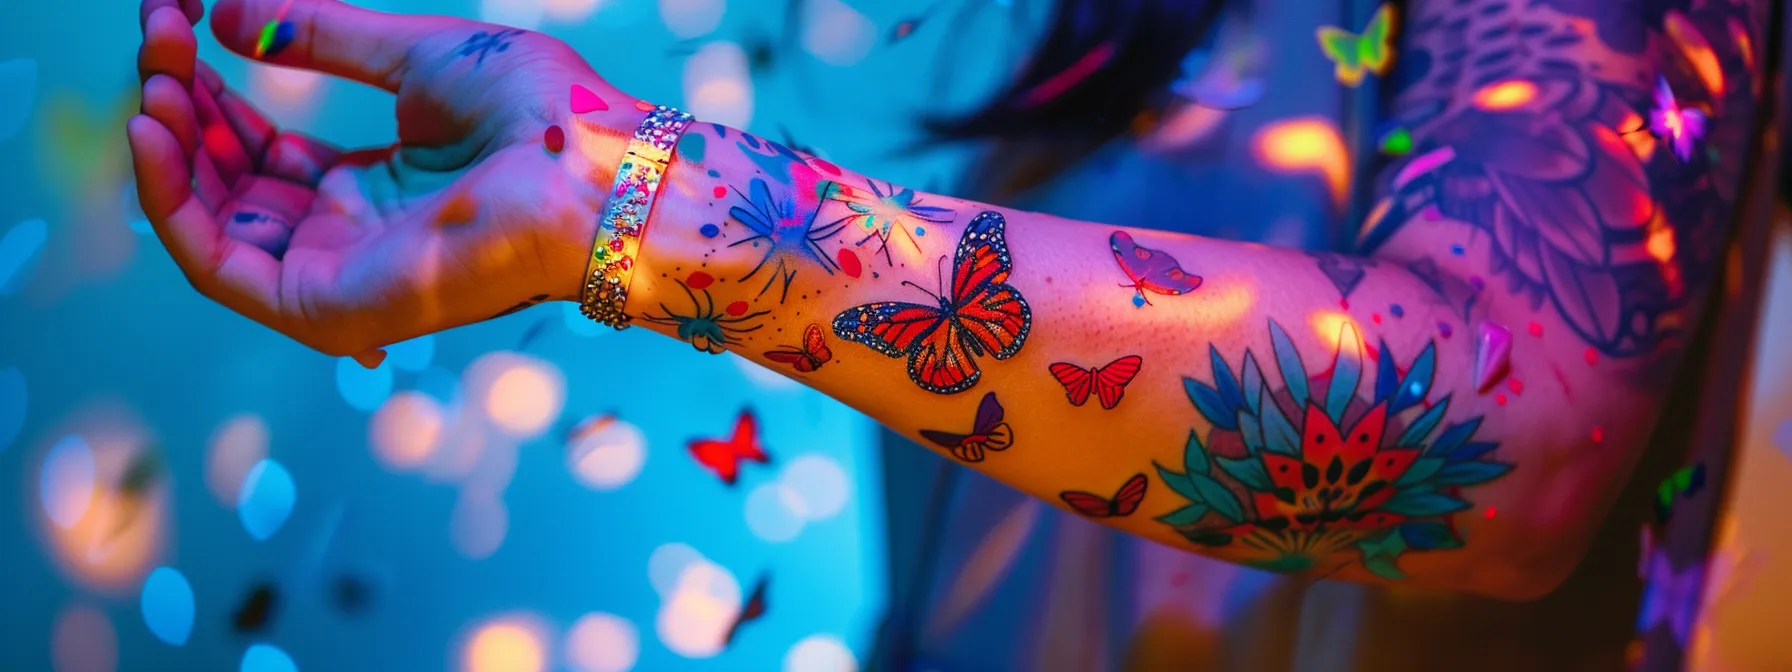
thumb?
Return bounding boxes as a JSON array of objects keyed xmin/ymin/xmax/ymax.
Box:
[{"xmin": 211, "ymin": 0, "xmax": 458, "ymax": 92}]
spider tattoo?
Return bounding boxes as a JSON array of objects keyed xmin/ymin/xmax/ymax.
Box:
[{"xmin": 639, "ymin": 280, "xmax": 772, "ymax": 354}]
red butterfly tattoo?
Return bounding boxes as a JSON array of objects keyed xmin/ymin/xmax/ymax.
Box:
[
  {"xmin": 832, "ymin": 211, "xmax": 1032, "ymax": 394},
  {"xmin": 687, "ymin": 409, "xmax": 770, "ymax": 485},
  {"xmin": 1059, "ymin": 473, "xmax": 1149, "ymax": 518},
  {"xmin": 1048, "ymin": 355, "xmax": 1143, "ymax": 410},
  {"xmin": 763, "ymin": 324, "xmax": 833, "ymax": 373},
  {"xmin": 723, "ymin": 573, "xmax": 769, "ymax": 646},
  {"xmin": 918, "ymin": 392, "xmax": 1013, "ymax": 463},
  {"xmin": 1111, "ymin": 231, "xmax": 1202, "ymax": 305}
]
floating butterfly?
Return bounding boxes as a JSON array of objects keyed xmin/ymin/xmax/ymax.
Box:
[
  {"xmin": 1110, "ymin": 231, "xmax": 1202, "ymax": 307},
  {"xmin": 763, "ymin": 324, "xmax": 832, "ymax": 373},
  {"xmin": 1059, "ymin": 473, "xmax": 1149, "ymax": 518},
  {"xmin": 919, "ymin": 392, "xmax": 1014, "ymax": 463},
  {"xmin": 687, "ymin": 410, "xmax": 771, "ymax": 486},
  {"xmin": 1650, "ymin": 75, "xmax": 1708, "ymax": 163},
  {"xmin": 723, "ymin": 573, "xmax": 770, "ymax": 646},
  {"xmin": 833, "ymin": 211, "xmax": 1032, "ymax": 395},
  {"xmin": 1653, "ymin": 463, "xmax": 1706, "ymax": 523},
  {"xmin": 232, "ymin": 580, "xmax": 279, "ymax": 634},
  {"xmin": 1048, "ymin": 355, "xmax": 1143, "ymax": 410},
  {"xmin": 888, "ymin": 0, "xmax": 949, "ymax": 44},
  {"xmin": 1316, "ymin": 4, "xmax": 1395, "ymax": 88}
]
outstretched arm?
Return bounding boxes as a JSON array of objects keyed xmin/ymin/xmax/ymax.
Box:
[{"xmin": 132, "ymin": 0, "xmax": 1768, "ymax": 599}]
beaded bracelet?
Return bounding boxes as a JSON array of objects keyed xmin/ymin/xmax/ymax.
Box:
[{"xmin": 579, "ymin": 105, "xmax": 696, "ymax": 329}]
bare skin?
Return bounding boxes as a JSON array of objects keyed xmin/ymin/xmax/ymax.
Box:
[{"xmin": 131, "ymin": 0, "xmax": 1766, "ymax": 598}]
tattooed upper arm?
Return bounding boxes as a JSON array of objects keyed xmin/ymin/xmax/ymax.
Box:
[{"xmin": 1363, "ymin": 0, "xmax": 1768, "ymax": 358}]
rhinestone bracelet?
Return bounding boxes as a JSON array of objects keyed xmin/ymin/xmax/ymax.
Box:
[{"xmin": 579, "ymin": 104, "xmax": 696, "ymax": 329}]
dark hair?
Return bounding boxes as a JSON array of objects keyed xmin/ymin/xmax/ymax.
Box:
[{"xmin": 929, "ymin": 0, "xmax": 1235, "ymax": 200}]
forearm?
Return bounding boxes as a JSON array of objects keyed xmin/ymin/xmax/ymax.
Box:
[{"xmin": 605, "ymin": 123, "xmax": 1653, "ymax": 596}]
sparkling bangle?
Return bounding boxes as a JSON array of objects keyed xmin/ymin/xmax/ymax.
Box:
[{"xmin": 579, "ymin": 104, "xmax": 696, "ymax": 329}]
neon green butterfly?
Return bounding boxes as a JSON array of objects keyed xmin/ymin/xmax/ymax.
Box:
[{"xmin": 1316, "ymin": 4, "xmax": 1396, "ymax": 87}]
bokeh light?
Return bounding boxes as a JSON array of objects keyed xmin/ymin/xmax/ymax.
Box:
[
  {"xmin": 567, "ymin": 415, "xmax": 648, "ymax": 491},
  {"xmin": 387, "ymin": 335, "xmax": 437, "ymax": 373},
  {"xmin": 657, "ymin": 559, "xmax": 742, "ymax": 658},
  {"xmin": 745, "ymin": 482, "xmax": 806, "ymax": 542},
  {"xmin": 335, "ymin": 357, "xmax": 394, "ymax": 413},
  {"xmin": 37, "ymin": 405, "xmax": 170, "ymax": 592},
  {"xmin": 51, "ymin": 603, "xmax": 117, "ymax": 672},
  {"xmin": 40, "ymin": 435, "xmax": 96, "ymax": 530},
  {"xmin": 784, "ymin": 635, "xmax": 857, "ymax": 672},
  {"xmin": 140, "ymin": 566, "xmax": 195, "ymax": 646},
  {"xmin": 660, "ymin": 0, "xmax": 725, "ymax": 39},
  {"xmin": 0, "ymin": 217, "xmax": 48, "ymax": 295},
  {"xmin": 480, "ymin": 0, "xmax": 546, "ymax": 30},
  {"xmin": 683, "ymin": 42, "xmax": 755, "ymax": 129},
  {"xmin": 778, "ymin": 455, "xmax": 849, "ymax": 521},
  {"xmin": 1472, "ymin": 80, "xmax": 1537, "ymax": 111},
  {"xmin": 471, "ymin": 353, "xmax": 564, "ymax": 438},
  {"xmin": 1252, "ymin": 119, "xmax": 1349, "ymax": 207},
  {"xmin": 0, "ymin": 366, "xmax": 22, "ymax": 454},
  {"xmin": 241, "ymin": 644, "xmax": 298, "ymax": 672},
  {"xmin": 207, "ymin": 414, "xmax": 269, "ymax": 508},
  {"xmin": 371, "ymin": 392, "xmax": 446, "ymax": 472},
  {"xmin": 0, "ymin": 58, "xmax": 36, "ymax": 141},
  {"xmin": 463, "ymin": 615, "xmax": 549, "ymax": 672},
  {"xmin": 565, "ymin": 612, "xmax": 639, "ymax": 672},
  {"xmin": 800, "ymin": 0, "xmax": 875, "ymax": 66},
  {"xmin": 648, "ymin": 543, "xmax": 704, "ymax": 596},
  {"xmin": 237, "ymin": 459, "xmax": 296, "ymax": 541},
  {"xmin": 543, "ymin": 0, "xmax": 604, "ymax": 22},
  {"xmin": 450, "ymin": 490, "xmax": 510, "ymax": 560}
]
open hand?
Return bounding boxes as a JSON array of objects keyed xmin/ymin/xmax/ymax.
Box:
[{"xmin": 132, "ymin": 0, "xmax": 641, "ymax": 358}]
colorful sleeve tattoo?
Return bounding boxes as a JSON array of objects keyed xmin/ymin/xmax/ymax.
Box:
[{"xmin": 594, "ymin": 0, "xmax": 1768, "ymax": 596}]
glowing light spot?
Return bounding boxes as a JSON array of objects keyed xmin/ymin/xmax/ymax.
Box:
[
  {"xmin": 687, "ymin": 271, "xmax": 715, "ymax": 289},
  {"xmin": 41, "ymin": 435, "xmax": 96, "ymax": 529},
  {"xmin": 1495, "ymin": 393, "xmax": 1507, "ymax": 406},
  {"xmin": 335, "ymin": 357, "xmax": 393, "ymax": 412},
  {"xmin": 660, "ymin": 0, "xmax": 724, "ymax": 39},
  {"xmin": 0, "ymin": 366, "xmax": 24, "ymax": 454},
  {"xmin": 207, "ymin": 414, "xmax": 269, "ymax": 507},
  {"xmin": 140, "ymin": 566, "xmax": 195, "ymax": 646},
  {"xmin": 1253, "ymin": 119, "xmax": 1348, "ymax": 206},
  {"xmin": 745, "ymin": 482, "xmax": 807, "ymax": 542},
  {"xmin": 1527, "ymin": 321, "xmax": 1543, "ymax": 337},
  {"xmin": 567, "ymin": 416, "xmax": 647, "ymax": 491},
  {"xmin": 800, "ymin": 0, "xmax": 875, "ymax": 66},
  {"xmin": 465, "ymin": 617, "xmax": 547, "ymax": 672},
  {"xmin": 1484, "ymin": 507, "xmax": 1496, "ymax": 520},
  {"xmin": 648, "ymin": 543, "xmax": 703, "ymax": 596},
  {"xmin": 700, "ymin": 224, "xmax": 720, "ymax": 238},
  {"xmin": 563, "ymin": 301, "xmax": 609, "ymax": 338},
  {"xmin": 683, "ymin": 42, "xmax": 754, "ymax": 129},
  {"xmin": 52, "ymin": 603, "xmax": 117, "ymax": 672},
  {"xmin": 387, "ymin": 335, "xmax": 436, "ymax": 372},
  {"xmin": 543, "ymin": 0, "xmax": 603, "ymax": 22},
  {"xmin": 1592, "ymin": 426, "xmax": 1605, "ymax": 444},
  {"xmin": 567, "ymin": 612, "xmax": 639, "ymax": 672},
  {"xmin": 0, "ymin": 58, "xmax": 38, "ymax": 142},
  {"xmin": 1585, "ymin": 348, "xmax": 1599, "ymax": 366},
  {"xmin": 1618, "ymin": 111, "xmax": 1657, "ymax": 160},
  {"xmin": 479, "ymin": 0, "xmax": 544, "ymax": 30},
  {"xmin": 450, "ymin": 490, "xmax": 509, "ymax": 560},
  {"xmin": 1647, "ymin": 225, "xmax": 1677, "ymax": 264},
  {"xmin": 657, "ymin": 560, "xmax": 741, "ymax": 658},
  {"xmin": 237, "ymin": 459, "xmax": 295, "ymax": 541},
  {"xmin": 1473, "ymin": 80, "xmax": 1537, "ymax": 111},
  {"xmin": 249, "ymin": 64, "xmax": 323, "ymax": 122},
  {"xmin": 241, "ymin": 644, "xmax": 297, "ymax": 672},
  {"xmin": 1665, "ymin": 12, "xmax": 1725, "ymax": 97},
  {"xmin": 1187, "ymin": 275, "xmax": 1257, "ymax": 327},
  {"xmin": 0, "ymin": 217, "xmax": 48, "ymax": 295},
  {"xmin": 371, "ymin": 392, "xmax": 445, "ymax": 471},
  {"xmin": 784, "ymin": 635, "xmax": 857, "ymax": 672},
  {"xmin": 780, "ymin": 455, "xmax": 850, "ymax": 520},
  {"xmin": 480, "ymin": 355, "xmax": 565, "ymax": 438},
  {"xmin": 1508, "ymin": 378, "xmax": 1525, "ymax": 394},
  {"xmin": 1309, "ymin": 311, "xmax": 1360, "ymax": 351}
]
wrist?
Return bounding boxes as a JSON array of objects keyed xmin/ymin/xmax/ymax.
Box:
[{"xmin": 548, "ymin": 97, "xmax": 653, "ymax": 302}]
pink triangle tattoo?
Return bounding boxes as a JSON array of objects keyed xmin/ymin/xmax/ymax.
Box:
[
  {"xmin": 1473, "ymin": 321, "xmax": 1512, "ymax": 394},
  {"xmin": 571, "ymin": 84, "xmax": 608, "ymax": 114}
]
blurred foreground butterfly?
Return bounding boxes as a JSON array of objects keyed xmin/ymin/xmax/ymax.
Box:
[
  {"xmin": 919, "ymin": 392, "xmax": 1013, "ymax": 463},
  {"xmin": 688, "ymin": 410, "xmax": 770, "ymax": 486},
  {"xmin": 1059, "ymin": 474, "xmax": 1149, "ymax": 518},
  {"xmin": 1316, "ymin": 4, "xmax": 1395, "ymax": 87},
  {"xmin": 763, "ymin": 324, "xmax": 832, "ymax": 373},
  {"xmin": 724, "ymin": 573, "xmax": 770, "ymax": 647},
  {"xmin": 1049, "ymin": 355, "xmax": 1143, "ymax": 410},
  {"xmin": 833, "ymin": 211, "xmax": 1032, "ymax": 394},
  {"xmin": 1110, "ymin": 231, "xmax": 1202, "ymax": 306}
]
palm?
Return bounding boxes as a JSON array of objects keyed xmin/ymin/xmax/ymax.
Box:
[{"xmin": 133, "ymin": 0, "xmax": 635, "ymax": 356}]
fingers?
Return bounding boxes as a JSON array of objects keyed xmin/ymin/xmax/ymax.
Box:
[
  {"xmin": 140, "ymin": 74, "xmax": 200, "ymax": 157},
  {"xmin": 131, "ymin": 115, "xmax": 286, "ymax": 325},
  {"xmin": 139, "ymin": 5, "xmax": 197, "ymax": 87},
  {"xmin": 140, "ymin": 0, "xmax": 204, "ymax": 29},
  {"xmin": 212, "ymin": 0, "xmax": 450, "ymax": 92},
  {"xmin": 265, "ymin": 132, "xmax": 341, "ymax": 185}
]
